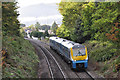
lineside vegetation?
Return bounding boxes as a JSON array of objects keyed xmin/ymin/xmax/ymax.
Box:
[
  {"xmin": 2, "ymin": 2, "xmax": 39, "ymax": 78},
  {"xmin": 57, "ymin": 2, "xmax": 120, "ymax": 77}
]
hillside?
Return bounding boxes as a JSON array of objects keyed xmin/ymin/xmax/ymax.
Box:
[{"xmin": 2, "ymin": 36, "xmax": 39, "ymax": 78}]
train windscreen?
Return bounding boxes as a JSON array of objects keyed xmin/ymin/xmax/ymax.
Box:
[{"xmin": 72, "ymin": 47, "xmax": 86, "ymax": 56}]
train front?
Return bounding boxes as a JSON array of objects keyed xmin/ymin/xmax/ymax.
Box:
[{"xmin": 71, "ymin": 45, "xmax": 88, "ymax": 69}]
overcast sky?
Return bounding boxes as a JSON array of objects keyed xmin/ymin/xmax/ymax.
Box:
[{"xmin": 17, "ymin": 0, "xmax": 62, "ymax": 26}]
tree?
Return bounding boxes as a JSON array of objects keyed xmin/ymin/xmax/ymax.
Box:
[
  {"xmin": 58, "ymin": 2, "xmax": 85, "ymax": 41},
  {"xmin": 20, "ymin": 27, "xmax": 26, "ymax": 37},
  {"xmin": 44, "ymin": 30, "xmax": 49, "ymax": 37},
  {"xmin": 41, "ymin": 25, "xmax": 51, "ymax": 30},
  {"xmin": 58, "ymin": 2, "xmax": 120, "ymax": 43},
  {"xmin": 28, "ymin": 24, "xmax": 36, "ymax": 31},
  {"xmin": 31, "ymin": 31, "xmax": 44, "ymax": 38},
  {"xmin": 31, "ymin": 31, "xmax": 38, "ymax": 37},
  {"xmin": 51, "ymin": 21, "xmax": 58, "ymax": 35},
  {"xmin": 35, "ymin": 22, "xmax": 41, "ymax": 31},
  {"xmin": 20, "ymin": 24, "xmax": 26, "ymax": 27},
  {"xmin": 90, "ymin": 2, "xmax": 119, "ymax": 40},
  {"xmin": 56, "ymin": 24, "xmax": 71, "ymax": 40},
  {"xmin": 2, "ymin": 2, "xmax": 20, "ymax": 36},
  {"xmin": 38, "ymin": 32, "xmax": 44, "ymax": 38}
]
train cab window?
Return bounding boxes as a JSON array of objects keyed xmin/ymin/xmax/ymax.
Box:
[
  {"xmin": 67, "ymin": 50, "xmax": 70, "ymax": 58},
  {"xmin": 72, "ymin": 48, "xmax": 86, "ymax": 56}
]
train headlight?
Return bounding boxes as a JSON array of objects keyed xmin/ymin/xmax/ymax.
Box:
[{"xmin": 85, "ymin": 57, "xmax": 88, "ymax": 60}]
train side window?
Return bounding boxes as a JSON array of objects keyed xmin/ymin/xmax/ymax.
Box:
[
  {"xmin": 52, "ymin": 40, "xmax": 55, "ymax": 44},
  {"xmin": 56, "ymin": 42, "xmax": 58, "ymax": 47},
  {"xmin": 60, "ymin": 44, "xmax": 62, "ymax": 50},
  {"xmin": 58, "ymin": 43, "xmax": 60, "ymax": 48},
  {"xmin": 61, "ymin": 44, "xmax": 63, "ymax": 51},
  {"xmin": 55, "ymin": 42, "xmax": 58, "ymax": 47},
  {"xmin": 68, "ymin": 49, "xmax": 70, "ymax": 58}
]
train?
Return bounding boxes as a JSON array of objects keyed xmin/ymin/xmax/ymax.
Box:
[{"xmin": 49, "ymin": 37, "xmax": 88, "ymax": 69}]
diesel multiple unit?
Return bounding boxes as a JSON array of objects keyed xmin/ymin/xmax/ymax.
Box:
[{"xmin": 49, "ymin": 37, "xmax": 88, "ymax": 69}]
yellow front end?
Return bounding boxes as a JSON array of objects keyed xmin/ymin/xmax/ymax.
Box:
[{"xmin": 70, "ymin": 46, "xmax": 88, "ymax": 61}]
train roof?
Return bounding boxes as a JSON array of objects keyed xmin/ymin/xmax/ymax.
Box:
[{"xmin": 49, "ymin": 37, "xmax": 85, "ymax": 49}]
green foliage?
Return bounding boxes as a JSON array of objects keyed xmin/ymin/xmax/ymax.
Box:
[
  {"xmin": 28, "ymin": 24, "xmax": 36, "ymax": 31},
  {"xmin": 51, "ymin": 21, "xmax": 58, "ymax": 35},
  {"xmin": 59, "ymin": 2, "xmax": 82, "ymax": 27},
  {"xmin": 41, "ymin": 25, "xmax": 51, "ymax": 30},
  {"xmin": 58, "ymin": 2, "xmax": 120, "ymax": 77},
  {"xmin": 58, "ymin": 2, "xmax": 120, "ymax": 44},
  {"xmin": 2, "ymin": 36, "xmax": 39, "ymax": 78},
  {"xmin": 44, "ymin": 30, "xmax": 49, "ymax": 37},
  {"xmin": 35, "ymin": 22, "xmax": 41, "ymax": 31},
  {"xmin": 2, "ymin": 2, "xmax": 20, "ymax": 36},
  {"xmin": 28, "ymin": 23, "xmax": 51, "ymax": 31},
  {"xmin": 84, "ymin": 40, "xmax": 120, "ymax": 62},
  {"xmin": 91, "ymin": 2, "xmax": 119, "ymax": 40},
  {"xmin": 87, "ymin": 41, "xmax": 119, "ymax": 62},
  {"xmin": 56, "ymin": 24, "xmax": 72, "ymax": 40},
  {"xmin": 112, "ymin": 56, "xmax": 120, "ymax": 72},
  {"xmin": 31, "ymin": 31, "xmax": 44, "ymax": 38},
  {"xmin": 72, "ymin": 16, "xmax": 91, "ymax": 43},
  {"xmin": 31, "ymin": 31, "xmax": 38, "ymax": 37},
  {"xmin": 84, "ymin": 40, "xmax": 120, "ymax": 76},
  {"xmin": 20, "ymin": 27, "xmax": 27, "ymax": 37},
  {"xmin": 2, "ymin": 1, "xmax": 39, "ymax": 78}
]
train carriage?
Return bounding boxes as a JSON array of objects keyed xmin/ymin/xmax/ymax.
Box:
[{"xmin": 49, "ymin": 37, "xmax": 88, "ymax": 69}]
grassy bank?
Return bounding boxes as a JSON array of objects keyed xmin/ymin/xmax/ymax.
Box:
[
  {"xmin": 84, "ymin": 40, "xmax": 120, "ymax": 78},
  {"xmin": 2, "ymin": 36, "xmax": 39, "ymax": 78}
]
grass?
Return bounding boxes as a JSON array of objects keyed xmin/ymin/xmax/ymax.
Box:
[
  {"xmin": 2, "ymin": 36, "xmax": 39, "ymax": 78},
  {"xmin": 84, "ymin": 40, "xmax": 120, "ymax": 78}
]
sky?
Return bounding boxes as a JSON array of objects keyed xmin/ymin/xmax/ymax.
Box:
[{"xmin": 17, "ymin": 0, "xmax": 62, "ymax": 26}]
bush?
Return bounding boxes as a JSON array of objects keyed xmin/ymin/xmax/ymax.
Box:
[
  {"xmin": 31, "ymin": 31, "xmax": 44, "ymax": 38},
  {"xmin": 87, "ymin": 41, "xmax": 118, "ymax": 62}
]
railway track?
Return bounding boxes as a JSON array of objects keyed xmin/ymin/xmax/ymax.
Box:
[
  {"xmin": 45, "ymin": 46, "xmax": 79, "ymax": 79},
  {"xmin": 43, "ymin": 42, "xmax": 94, "ymax": 80},
  {"xmin": 39, "ymin": 46, "xmax": 54, "ymax": 79},
  {"xmin": 39, "ymin": 45, "xmax": 66, "ymax": 79},
  {"xmin": 28, "ymin": 39, "xmax": 96, "ymax": 79},
  {"xmin": 74, "ymin": 69, "xmax": 94, "ymax": 80},
  {"xmin": 31, "ymin": 41, "xmax": 66, "ymax": 79}
]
